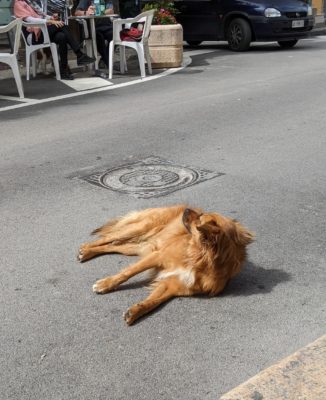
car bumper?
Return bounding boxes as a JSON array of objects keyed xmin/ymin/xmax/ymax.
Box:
[{"xmin": 250, "ymin": 16, "xmax": 314, "ymax": 41}]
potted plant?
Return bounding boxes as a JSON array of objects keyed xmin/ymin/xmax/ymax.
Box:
[{"xmin": 142, "ymin": 1, "xmax": 183, "ymax": 68}]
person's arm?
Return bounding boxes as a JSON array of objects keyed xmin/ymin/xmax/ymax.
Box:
[
  {"xmin": 104, "ymin": 7, "xmax": 114, "ymax": 15},
  {"xmin": 24, "ymin": 15, "xmax": 46, "ymax": 23},
  {"xmin": 104, "ymin": 2, "xmax": 114, "ymax": 15},
  {"xmin": 24, "ymin": 15, "xmax": 64, "ymax": 27},
  {"xmin": 74, "ymin": 0, "xmax": 95, "ymax": 16}
]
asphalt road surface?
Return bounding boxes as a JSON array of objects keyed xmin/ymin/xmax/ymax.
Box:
[{"xmin": 1, "ymin": 38, "xmax": 326, "ymax": 400}]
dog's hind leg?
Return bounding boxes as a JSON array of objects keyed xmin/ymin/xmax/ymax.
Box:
[
  {"xmin": 81, "ymin": 225, "xmax": 148, "ymax": 249},
  {"xmin": 123, "ymin": 277, "xmax": 190, "ymax": 325},
  {"xmin": 80, "ymin": 217, "xmax": 161, "ymax": 249},
  {"xmin": 92, "ymin": 251, "xmax": 161, "ymax": 294},
  {"xmin": 78, "ymin": 242, "xmax": 152, "ymax": 262}
]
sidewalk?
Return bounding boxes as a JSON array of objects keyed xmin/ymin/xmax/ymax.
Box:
[
  {"xmin": 1, "ymin": 17, "xmax": 326, "ymax": 107},
  {"xmin": 0, "ymin": 48, "xmax": 167, "ymax": 107},
  {"xmin": 309, "ymin": 15, "xmax": 326, "ymax": 35},
  {"xmin": 220, "ymin": 335, "xmax": 326, "ymax": 400}
]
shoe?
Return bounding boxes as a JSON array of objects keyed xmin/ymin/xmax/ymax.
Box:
[
  {"xmin": 98, "ymin": 58, "xmax": 107, "ymax": 69},
  {"xmin": 60, "ymin": 67, "xmax": 74, "ymax": 80},
  {"xmin": 77, "ymin": 54, "xmax": 96, "ymax": 66}
]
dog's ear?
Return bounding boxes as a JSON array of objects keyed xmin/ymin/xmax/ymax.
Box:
[
  {"xmin": 197, "ymin": 221, "xmax": 221, "ymax": 242},
  {"xmin": 197, "ymin": 220, "xmax": 254, "ymax": 247},
  {"xmin": 229, "ymin": 220, "xmax": 255, "ymax": 246}
]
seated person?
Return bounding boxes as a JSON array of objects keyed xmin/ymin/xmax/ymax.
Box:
[
  {"xmin": 74, "ymin": 1, "xmax": 114, "ymax": 68},
  {"xmin": 14, "ymin": 0, "xmax": 95, "ymax": 80}
]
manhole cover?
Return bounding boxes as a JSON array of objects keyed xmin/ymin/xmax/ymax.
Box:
[{"xmin": 79, "ymin": 156, "xmax": 224, "ymax": 198}]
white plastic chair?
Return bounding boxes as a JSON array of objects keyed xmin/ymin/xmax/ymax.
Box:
[
  {"xmin": 0, "ymin": 19, "xmax": 24, "ymax": 98},
  {"xmin": 108, "ymin": 10, "xmax": 154, "ymax": 79},
  {"xmin": 21, "ymin": 20, "xmax": 61, "ymax": 80}
]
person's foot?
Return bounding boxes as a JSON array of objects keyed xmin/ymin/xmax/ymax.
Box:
[
  {"xmin": 98, "ymin": 58, "xmax": 107, "ymax": 69},
  {"xmin": 77, "ymin": 54, "xmax": 96, "ymax": 66},
  {"xmin": 60, "ymin": 66, "xmax": 74, "ymax": 80}
]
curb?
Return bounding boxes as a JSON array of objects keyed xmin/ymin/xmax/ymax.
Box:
[{"xmin": 220, "ymin": 335, "xmax": 326, "ymax": 400}]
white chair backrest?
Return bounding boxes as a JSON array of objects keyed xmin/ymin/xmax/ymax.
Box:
[
  {"xmin": 13, "ymin": 19, "xmax": 22, "ymax": 54},
  {"xmin": 113, "ymin": 9, "xmax": 154, "ymax": 43},
  {"xmin": 138, "ymin": 10, "xmax": 154, "ymax": 41},
  {"xmin": 21, "ymin": 21, "xmax": 51, "ymax": 47},
  {"xmin": 0, "ymin": 18, "xmax": 22, "ymax": 55}
]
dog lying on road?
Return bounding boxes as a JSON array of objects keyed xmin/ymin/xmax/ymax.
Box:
[{"xmin": 78, "ymin": 205, "xmax": 254, "ymax": 325}]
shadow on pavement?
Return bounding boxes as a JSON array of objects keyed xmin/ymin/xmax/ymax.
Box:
[{"xmin": 222, "ymin": 261, "xmax": 292, "ymax": 297}]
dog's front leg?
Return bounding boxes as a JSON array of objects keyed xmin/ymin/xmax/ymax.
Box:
[
  {"xmin": 92, "ymin": 251, "xmax": 161, "ymax": 294},
  {"xmin": 124, "ymin": 277, "xmax": 190, "ymax": 325}
]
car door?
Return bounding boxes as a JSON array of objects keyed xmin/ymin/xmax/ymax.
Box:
[{"xmin": 174, "ymin": 0, "xmax": 222, "ymax": 42}]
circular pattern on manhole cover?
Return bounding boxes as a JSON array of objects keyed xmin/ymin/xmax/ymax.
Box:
[
  {"xmin": 100, "ymin": 164, "xmax": 198, "ymax": 195},
  {"xmin": 119, "ymin": 169, "xmax": 180, "ymax": 187}
]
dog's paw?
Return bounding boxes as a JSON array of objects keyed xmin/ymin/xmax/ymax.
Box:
[
  {"xmin": 92, "ymin": 277, "xmax": 116, "ymax": 294},
  {"xmin": 123, "ymin": 304, "xmax": 143, "ymax": 325},
  {"xmin": 123, "ymin": 309, "xmax": 135, "ymax": 325},
  {"xmin": 78, "ymin": 245, "xmax": 90, "ymax": 262}
]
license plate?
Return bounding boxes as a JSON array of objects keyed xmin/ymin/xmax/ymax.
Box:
[{"xmin": 292, "ymin": 20, "xmax": 304, "ymax": 28}]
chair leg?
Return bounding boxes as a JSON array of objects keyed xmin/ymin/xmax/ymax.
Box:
[
  {"xmin": 11, "ymin": 58, "xmax": 24, "ymax": 98},
  {"xmin": 120, "ymin": 45, "xmax": 126, "ymax": 75},
  {"xmin": 108, "ymin": 41, "xmax": 114, "ymax": 79},
  {"xmin": 26, "ymin": 50, "xmax": 31, "ymax": 81},
  {"xmin": 122, "ymin": 47, "xmax": 127, "ymax": 72},
  {"xmin": 137, "ymin": 45, "xmax": 146, "ymax": 79},
  {"xmin": 50, "ymin": 44, "xmax": 61, "ymax": 80},
  {"xmin": 144, "ymin": 44, "xmax": 152, "ymax": 75},
  {"xmin": 31, "ymin": 51, "xmax": 37, "ymax": 78}
]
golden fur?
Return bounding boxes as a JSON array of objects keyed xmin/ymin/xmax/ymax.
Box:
[{"xmin": 78, "ymin": 205, "xmax": 254, "ymax": 325}]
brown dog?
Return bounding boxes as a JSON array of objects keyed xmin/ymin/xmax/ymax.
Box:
[{"xmin": 78, "ymin": 205, "xmax": 254, "ymax": 325}]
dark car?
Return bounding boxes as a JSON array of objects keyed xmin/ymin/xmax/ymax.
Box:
[{"xmin": 173, "ymin": 0, "xmax": 314, "ymax": 50}]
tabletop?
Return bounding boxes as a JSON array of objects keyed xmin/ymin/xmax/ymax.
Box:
[{"xmin": 69, "ymin": 14, "xmax": 119, "ymax": 20}]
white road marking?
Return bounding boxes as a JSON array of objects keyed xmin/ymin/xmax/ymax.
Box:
[
  {"xmin": 61, "ymin": 77, "xmax": 113, "ymax": 91},
  {"xmin": 0, "ymin": 95, "xmax": 37, "ymax": 103},
  {"xmin": 0, "ymin": 56, "xmax": 192, "ymax": 113},
  {"xmin": 183, "ymin": 49, "xmax": 217, "ymax": 57}
]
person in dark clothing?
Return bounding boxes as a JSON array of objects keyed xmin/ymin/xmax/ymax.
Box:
[
  {"xmin": 74, "ymin": 0, "xmax": 114, "ymax": 67},
  {"xmin": 14, "ymin": 0, "xmax": 95, "ymax": 80}
]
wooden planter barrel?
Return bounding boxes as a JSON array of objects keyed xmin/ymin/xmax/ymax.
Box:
[{"xmin": 148, "ymin": 24, "xmax": 183, "ymax": 69}]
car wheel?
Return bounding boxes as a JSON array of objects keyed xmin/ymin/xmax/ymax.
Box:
[
  {"xmin": 278, "ymin": 40, "xmax": 298, "ymax": 48},
  {"xmin": 187, "ymin": 41, "xmax": 202, "ymax": 47},
  {"xmin": 227, "ymin": 18, "xmax": 252, "ymax": 51}
]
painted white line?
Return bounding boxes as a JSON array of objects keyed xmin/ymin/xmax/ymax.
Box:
[
  {"xmin": 61, "ymin": 76, "xmax": 113, "ymax": 91},
  {"xmin": 0, "ymin": 95, "xmax": 38, "ymax": 103},
  {"xmin": 184, "ymin": 49, "xmax": 217, "ymax": 56},
  {"xmin": 0, "ymin": 56, "xmax": 192, "ymax": 113}
]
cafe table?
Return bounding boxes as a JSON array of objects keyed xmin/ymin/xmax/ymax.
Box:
[{"xmin": 69, "ymin": 14, "xmax": 119, "ymax": 75}]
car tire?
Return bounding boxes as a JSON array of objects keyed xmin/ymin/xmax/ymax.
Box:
[
  {"xmin": 187, "ymin": 41, "xmax": 202, "ymax": 47},
  {"xmin": 278, "ymin": 40, "xmax": 298, "ymax": 48},
  {"xmin": 227, "ymin": 18, "xmax": 252, "ymax": 51}
]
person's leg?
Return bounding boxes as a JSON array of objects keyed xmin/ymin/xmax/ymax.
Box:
[
  {"xmin": 95, "ymin": 30, "xmax": 107, "ymax": 66},
  {"xmin": 59, "ymin": 25, "xmax": 81, "ymax": 55},
  {"xmin": 96, "ymin": 25, "xmax": 113, "ymax": 67},
  {"xmin": 48, "ymin": 28, "xmax": 68, "ymax": 70},
  {"xmin": 58, "ymin": 25, "xmax": 97, "ymax": 66},
  {"xmin": 102, "ymin": 27, "xmax": 113, "ymax": 44},
  {"xmin": 48, "ymin": 25, "xmax": 95, "ymax": 78},
  {"xmin": 48, "ymin": 26, "xmax": 74, "ymax": 79}
]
